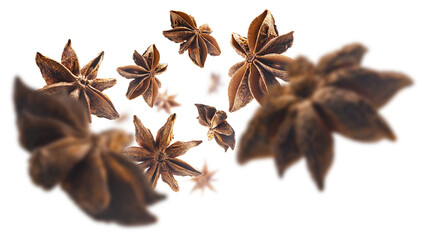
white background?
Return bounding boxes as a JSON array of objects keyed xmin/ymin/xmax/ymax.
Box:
[{"xmin": 1, "ymin": 0, "xmax": 421, "ymax": 239}]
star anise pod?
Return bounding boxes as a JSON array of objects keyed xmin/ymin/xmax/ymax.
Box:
[
  {"xmin": 117, "ymin": 44, "xmax": 167, "ymax": 107},
  {"xmin": 163, "ymin": 10, "xmax": 221, "ymax": 68},
  {"xmin": 208, "ymin": 73, "xmax": 221, "ymax": 94},
  {"xmin": 228, "ymin": 10, "xmax": 294, "ymax": 112},
  {"xmin": 14, "ymin": 78, "xmax": 164, "ymax": 225},
  {"xmin": 36, "ymin": 39, "xmax": 119, "ymax": 121},
  {"xmin": 124, "ymin": 114, "xmax": 202, "ymax": 192},
  {"xmin": 195, "ymin": 104, "xmax": 235, "ymax": 152},
  {"xmin": 191, "ymin": 162, "xmax": 217, "ymax": 194},
  {"xmin": 238, "ymin": 43, "xmax": 412, "ymax": 190},
  {"xmin": 155, "ymin": 90, "xmax": 180, "ymax": 114}
]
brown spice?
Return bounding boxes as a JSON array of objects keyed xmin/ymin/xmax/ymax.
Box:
[
  {"xmin": 163, "ymin": 10, "xmax": 221, "ymax": 68},
  {"xmin": 237, "ymin": 43, "xmax": 412, "ymax": 190},
  {"xmin": 228, "ymin": 10, "xmax": 294, "ymax": 112},
  {"xmin": 191, "ymin": 162, "xmax": 217, "ymax": 194},
  {"xmin": 208, "ymin": 73, "xmax": 221, "ymax": 94},
  {"xmin": 155, "ymin": 90, "xmax": 180, "ymax": 114}
]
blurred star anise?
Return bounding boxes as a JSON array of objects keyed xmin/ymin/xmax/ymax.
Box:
[
  {"xmin": 195, "ymin": 104, "xmax": 235, "ymax": 152},
  {"xmin": 228, "ymin": 10, "xmax": 294, "ymax": 112},
  {"xmin": 163, "ymin": 10, "xmax": 221, "ymax": 68},
  {"xmin": 155, "ymin": 90, "xmax": 180, "ymax": 114},
  {"xmin": 124, "ymin": 114, "xmax": 202, "ymax": 192},
  {"xmin": 191, "ymin": 162, "xmax": 217, "ymax": 194},
  {"xmin": 117, "ymin": 44, "xmax": 167, "ymax": 107},
  {"xmin": 36, "ymin": 40, "xmax": 119, "ymax": 121},
  {"xmin": 14, "ymin": 78, "xmax": 164, "ymax": 225},
  {"xmin": 238, "ymin": 43, "xmax": 412, "ymax": 190},
  {"xmin": 208, "ymin": 73, "xmax": 221, "ymax": 94}
]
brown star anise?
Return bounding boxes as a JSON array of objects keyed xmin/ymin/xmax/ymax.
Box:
[
  {"xmin": 36, "ymin": 40, "xmax": 119, "ymax": 121},
  {"xmin": 195, "ymin": 104, "xmax": 235, "ymax": 152},
  {"xmin": 228, "ymin": 10, "xmax": 294, "ymax": 112},
  {"xmin": 124, "ymin": 114, "xmax": 202, "ymax": 192},
  {"xmin": 191, "ymin": 162, "xmax": 217, "ymax": 194},
  {"xmin": 117, "ymin": 44, "xmax": 167, "ymax": 107},
  {"xmin": 208, "ymin": 73, "xmax": 221, "ymax": 94},
  {"xmin": 155, "ymin": 90, "xmax": 180, "ymax": 114},
  {"xmin": 163, "ymin": 10, "xmax": 221, "ymax": 68},
  {"xmin": 14, "ymin": 78, "xmax": 164, "ymax": 225},
  {"xmin": 238, "ymin": 43, "xmax": 412, "ymax": 190}
]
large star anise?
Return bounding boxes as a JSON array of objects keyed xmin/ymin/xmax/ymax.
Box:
[
  {"xmin": 228, "ymin": 10, "xmax": 294, "ymax": 112},
  {"xmin": 238, "ymin": 43, "xmax": 412, "ymax": 190},
  {"xmin": 195, "ymin": 104, "xmax": 235, "ymax": 152},
  {"xmin": 36, "ymin": 40, "xmax": 119, "ymax": 121},
  {"xmin": 163, "ymin": 10, "xmax": 221, "ymax": 68},
  {"xmin": 14, "ymin": 78, "xmax": 164, "ymax": 225},
  {"xmin": 124, "ymin": 114, "xmax": 202, "ymax": 192},
  {"xmin": 155, "ymin": 90, "xmax": 180, "ymax": 114},
  {"xmin": 191, "ymin": 162, "xmax": 217, "ymax": 194},
  {"xmin": 117, "ymin": 44, "xmax": 167, "ymax": 107}
]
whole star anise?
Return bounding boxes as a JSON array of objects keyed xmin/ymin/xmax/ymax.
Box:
[
  {"xmin": 117, "ymin": 44, "xmax": 167, "ymax": 107},
  {"xmin": 14, "ymin": 78, "xmax": 164, "ymax": 225},
  {"xmin": 195, "ymin": 104, "xmax": 235, "ymax": 152},
  {"xmin": 124, "ymin": 114, "xmax": 202, "ymax": 192},
  {"xmin": 155, "ymin": 90, "xmax": 180, "ymax": 114},
  {"xmin": 228, "ymin": 10, "xmax": 294, "ymax": 112},
  {"xmin": 36, "ymin": 40, "xmax": 119, "ymax": 121},
  {"xmin": 163, "ymin": 10, "xmax": 221, "ymax": 68},
  {"xmin": 191, "ymin": 162, "xmax": 217, "ymax": 194},
  {"xmin": 238, "ymin": 43, "xmax": 412, "ymax": 190}
]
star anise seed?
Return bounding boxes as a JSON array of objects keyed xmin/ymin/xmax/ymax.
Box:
[{"xmin": 163, "ymin": 10, "xmax": 221, "ymax": 68}]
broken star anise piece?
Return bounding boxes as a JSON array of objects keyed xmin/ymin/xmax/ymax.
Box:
[
  {"xmin": 36, "ymin": 39, "xmax": 119, "ymax": 121},
  {"xmin": 155, "ymin": 90, "xmax": 180, "ymax": 114},
  {"xmin": 191, "ymin": 162, "xmax": 217, "ymax": 194},
  {"xmin": 228, "ymin": 10, "xmax": 294, "ymax": 112},
  {"xmin": 14, "ymin": 78, "xmax": 164, "ymax": 225},
  {"xmin": 124, "ymin": 114, "xmax": 202, "ymax": 192},
  {"xmin": 163, "ymin": 10, "xmax": 221, "ymax": 68},
  {"xmin": 117, "ymin": 44, "xmax": 167, "ymax": 107},
  {"xmin": 238, "ymin": 43, "xmax": 412, "ymax": 190},
  {"xmin": 195, "ymin": 104, "xmax": 235, "ymax": 152}
]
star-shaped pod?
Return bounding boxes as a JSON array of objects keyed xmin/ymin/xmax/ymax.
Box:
[
  {"xmin": 163, "ymin": 10, "xmax": 221, "ymax": 68},
  {"xmin": 117, "ymin": 44, "xmax": 167, "ymax": 107},
  {"xmin": 191, "ymin": 162, "xmax": 217, "ymax": 194},
  {"xmin": 228, "ymin": 10, "xmax": 294, "ymax": 112},
  {"xmin": 36, "ymin": 40, "xmax": 119, "ymax": 121},
  {"xmin": 195, "ymin": 104, "xmax": 235, "ymax": 151},
  {"xmin": 155, "ymin": 90, "xmax": 180, "ymax": 114},
  {"xmin": 238, "ymin": 43, "xmax": 412, "ymax": 190},
  {"xmin": 124, "ymin": 114, "xmax": 202, "ymax": 192},
  {"xmin": 14, "ymin": 78, "xmax": 164, "ymax": 225}
]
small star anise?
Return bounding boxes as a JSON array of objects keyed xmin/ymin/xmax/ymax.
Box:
[
  {"xmin": 124, "ymin": 114, "xmax": 202, "ymax": 192},
  {"xmin": 163, "ymin": 10, "xmax": 221, "ymax": 68},
  {"xmin": 155, "ymin": 90, "xmax": 180, "ymax": 114},
  {"xmin": 14, "ymin": 78, "xmax": 164, "ymax": 225},
  {"xmin": 238, "ymin": 43, "xmax": 412, "ymax": 190},
  {"xmin": 195, "ymin": 104, "xmax": 235, "ymax": 152},
  {"xmin": 36, "ymin": 40, "xmax": 119, "ymax": 121},
  {"xmin": 228, "ymin": 10, "xmax": 294, "ymax": 112},
  {"xmin": 191, "ymin": 162, "xmax": 217, "ymax": 194},
  {"xmin": 208, "ymin": 73, "xmax": 221, "ymax": 94}
]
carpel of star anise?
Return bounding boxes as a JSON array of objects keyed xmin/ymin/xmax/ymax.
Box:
[
  {"xmin": 191, "ymin": 162, "xmax": 217, "ymax": 194},
  {"xmin": 36, "ymin": 39, "xmax": 119, "ymax": 121},
  {"xmin": 117, "ymin": 44, "xmax": 167, "ymax": 107},
  {"xmin": 155, "ymin": 90, "xmax": 180, "ymax": 114},
  {"xmin": 14, "ymin": 78, "xmax": 164, "ymax": 225},
  {"xmin": 163, "ymin": 10, "xmax": 221, "ymax": 68},
  {"xmin": 238, "ymin": 43, "xmax": 412, "ymax": 190},
  {"xmin": 195, "ymin": 104, "xmax": 235, "ymax": 152},
  {"xmin": 124, "ymin": 114, "xmax": 202, "ymax": 192},
  {"xmin": 228, "ymin": 10, "xmax": 294, "ymax": 112}
]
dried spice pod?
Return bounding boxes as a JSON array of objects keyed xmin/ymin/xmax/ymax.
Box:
[
  {"xmin": 14, "ymin": 78, "xmax": 164, "ymax": 225},
  {"xmin": 123, "ymin": 114, "xmax": 202, "ymax": 192},
  {"xmin": 36, "ymin": 40, "xmax": 119, "ymax": 121},
  {"xmin": 237, "ymin": 43, "xmax": 412, "ymax": 190},
  {"xmin": 117, "ymin": 44, "xmax": 167, "ymax": 107},
  {"xmin": 191, "ymin": 162, "xmax": 217, "ymax": 194},
  {"xmin": 208, "ymin": 73, "xmax": 221, "ymax": 94},
  {"xmin": 195, "ymin": 104, "xmax": 235, "ymax": 152},
  {"xmin": 163, "ymin": 10, "xmax": 221, "ymax": 68},
  {"xmin": 228, "ymin": 10, "xmax": 294, "ymax": 112},
  {"xmin": 155, "ymin": 90, "xmax": 180, "ymax": 114}
]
